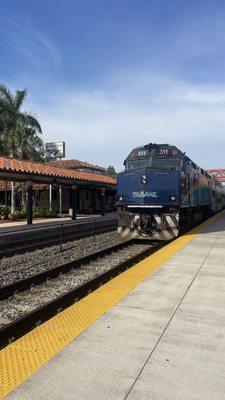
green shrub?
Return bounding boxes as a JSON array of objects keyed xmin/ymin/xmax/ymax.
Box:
[
  {"xmin": 12, "ymin": 210, "xmax": 22, "ymax": 220},
  {"xmin": 33, "ymin": 209, "xmax": 43, "ymax": 218},
  {"xmin": 0, "ymin": 205, "xmax": 9, "ymax": 219},
  {"xmin": 42, "ymin": 209, "xmax": 57, "ymax": 218},
  {"xmin": 12, "ymin": 209, "xmax": 27, "ymax": 220},
  {"xmin": 20, "ymin": 209, "xmax": 27, "ymax": 218},
  {"xmin": 33, "ymin": 208, "xmax": 57, "ymax": 218},
  {"xmin": 12, "ymin": 208, "xmax": 58, "ymax": 220}
]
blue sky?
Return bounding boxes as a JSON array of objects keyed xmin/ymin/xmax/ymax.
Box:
[{"xmin": 1, "ymin": 0, "xmax": 225, "ymax": 170}]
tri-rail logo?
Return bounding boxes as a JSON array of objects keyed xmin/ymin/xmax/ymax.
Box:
[{"xmin": 132, "ymin": 191, "xmax": 158, "ymax": 198}]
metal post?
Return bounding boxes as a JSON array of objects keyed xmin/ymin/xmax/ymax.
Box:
[
  {"xmin": 49, "ymin": 184, "xmax": 52, "ymax": 211},
  {"xmin": 59, "ymin": 185, "xmax": 62, "ymax": 215},
  {"xmin": 71, "ymin": 185, "xmax": 77, "ymax": 220},
  {"xmin": 27, "ymin": 183, "xmax": 33, "ymax": 225},
  {"xmin": 100, "ymin": 188, "xmax": 105, "ymax": 216}
]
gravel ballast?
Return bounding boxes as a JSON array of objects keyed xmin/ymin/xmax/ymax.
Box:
[
  {"xmin": 0, "ymin": 243, "xmax": 153, "ymax": 327},
  {"xmin": 0, "ymin": 231, "xmax": 125, "ymax": 287}
]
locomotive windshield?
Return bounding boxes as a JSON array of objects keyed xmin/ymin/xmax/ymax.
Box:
[
  {"xmin": 126, "ymin": 158, "xmax": 152, "ymax": 171},
  {"xmin": 125, "ymin": 144, "xmax": 184, "ymax": 171},
  {"xmin": 126, "ymin": 156, "xmax": 182, "ymax": 171}
]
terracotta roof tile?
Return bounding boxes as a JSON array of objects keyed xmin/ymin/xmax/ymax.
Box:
[
  {"xmin": 0, "ymin": 156, "xmax": 116, "ymax": 186},
  {"xmin": 49, "ymin": 159, "xmax": 106, "ymax": 171}
]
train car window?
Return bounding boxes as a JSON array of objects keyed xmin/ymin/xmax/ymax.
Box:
[{"xmin": 153, "ymin": 157, "xmax": 181, "ymax": 168}]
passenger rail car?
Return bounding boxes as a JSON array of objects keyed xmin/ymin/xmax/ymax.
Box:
[{"xmin": 116, "ymin": 143, "xmax": 225, "ymax": 240}]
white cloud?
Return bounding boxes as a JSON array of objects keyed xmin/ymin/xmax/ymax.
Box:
[
  {"xmin": 5, "ymin": 21, "xmax": 61, "ymax": 69},
  {"xmin": 27, "ymin": 73, "xmax": 225, "ymax": 171}
]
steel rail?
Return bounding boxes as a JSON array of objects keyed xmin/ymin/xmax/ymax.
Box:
[
  {"xmin": 0, "ymin": 242, "xmax": 162, "ymax": 348},
  {"xmin": 0, "ymin": 239, "xmax": 134, "ymax": 301}
]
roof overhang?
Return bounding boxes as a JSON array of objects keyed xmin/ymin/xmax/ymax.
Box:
[
  {"xmin": 0, "ymin": 170, "xmax": 116, "ymax": 189},
  {"xmin": 0, "ymin": 156, "xmax": 117, "ymax": 189}
]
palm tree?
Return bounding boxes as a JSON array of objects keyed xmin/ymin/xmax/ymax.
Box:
[
  {"xmin": 0, "ymin": 85, "xmax": 45, "ymax": 214},
  {"xmin": 0, "ymin": 84, "xmax": 43, "ymax": 161}
]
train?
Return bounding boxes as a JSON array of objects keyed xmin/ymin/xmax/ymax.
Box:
[{"xmin": 116, "ymin": 143, "xmax": 225, "ymax": 240}]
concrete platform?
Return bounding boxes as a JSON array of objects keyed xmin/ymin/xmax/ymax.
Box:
[
  {"xmin": 0, "ymin": 213, "xmax": 114, "ymax": 233},
  {"xmin": 5, "ymin": 213, "xmax": 225, "ymax": 399},
  {"xmin": 0, "ymin": 213, "xmax": 117, "ymax": 254}
]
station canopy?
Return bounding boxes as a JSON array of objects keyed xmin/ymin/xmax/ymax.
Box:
[{"xmin": 0, "ymin": 156, "xmax": 116, "ymax": 187}]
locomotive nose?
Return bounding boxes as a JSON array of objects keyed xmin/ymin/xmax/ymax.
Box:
[{"xmin": 117, "ymin": 168, "xmax": 179, "ymax": 206}]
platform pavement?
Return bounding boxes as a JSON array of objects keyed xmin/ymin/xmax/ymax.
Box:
[
  {"xmin": 0, "ymin": 213, "xmax": 114, "ymax": 234},
  {"xmin": 6, "ymin": 213, "xmax": 225, "ymax": 400}
]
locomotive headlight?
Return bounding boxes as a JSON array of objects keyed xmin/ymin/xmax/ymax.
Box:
[
  {"xmin": 170, "ymin": 195, "xmax": 177, "ymax": 201},
  {"xmin": 119, "ymin": 196, "xmax": 123, "ymax": 201},
  {"xmin": 141, "ymin": 175, "xmax": 148, "ymax": 185}
]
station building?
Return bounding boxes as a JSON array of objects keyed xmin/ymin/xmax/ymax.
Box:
[{"xmin": 0, "ymin": 158, "xmax": 117, "ymax": 217}]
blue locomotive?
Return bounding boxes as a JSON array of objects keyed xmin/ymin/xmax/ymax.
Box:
[{"xmin": 116, "ymin": 143, "xmax": 225, "ymax": 240}]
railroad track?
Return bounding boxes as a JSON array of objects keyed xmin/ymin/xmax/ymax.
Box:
[
  {"xmin": 0, "ymin": 239, "xmax": 163, "ymax": 348},
  {"xmin": 0, "ymin": 217, "xmax": 117, "ymax": 258},
  {"xmin": 0, "ymin": 240, "xmax": 133, "ymax": 300}
]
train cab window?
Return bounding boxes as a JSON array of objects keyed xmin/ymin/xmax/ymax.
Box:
[
  {"xmin": 126, "ymin": 157, "xmax": 181, "ymax": 170},
  {"xmin": 139, "ymin": 159, "xmax": 150, "ymax": 168},
  {"xmin": 126, "ymin": 159, "xmax": 151, "ymax": 170},
  {"xmin": 153, "ymin": 157, "xmax": 182, "ymax": 168},
  {"xmin": 126, "ymin": 161, "xmax": 139, "ymax": 170}
]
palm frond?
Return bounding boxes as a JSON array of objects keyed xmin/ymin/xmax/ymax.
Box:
[
  {"xmin": 23, "ymin": 113, "xmax": 42, "ymax": 133},
  {"xmin": 0, "ymin": 84, "xmax": 43, "ymax": 160},
  {"xmin": 0, "ymin": 84, "xmax": 14, "ymax": 106},
  {"xmin": 15, "ymin": 89, "xmax": 27, "ymax": 110}
]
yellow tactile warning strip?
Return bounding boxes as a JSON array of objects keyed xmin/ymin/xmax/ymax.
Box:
[{"xmin": 0, "ymin": 210, "xmax": 224, "ymax": 399}]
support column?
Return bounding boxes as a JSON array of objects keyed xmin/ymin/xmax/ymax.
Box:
[
  {"xmin": 4, "ymin": 181, "xmax": 8, "ymax": 207},
  {"xmin": 11, "ymin": 181, "xmax": 15, "ymax": 215},
  {"xmin": 91, "ymin": 188, "xmax": 95, "ymax": 212},
  {"xmin": 49, "ymin": 184, "xmax": 52, "ymax": 211},
  {"xmin": 71, "ymin": 185, "xmax": 77, "ymax": 221},
  {"xmin": 100, "ymin": 188, "xmax": 105, "ymax": 217},
  {"xmin": 59, "ymin": 185, "xmax": 62, "ymax": 215},
  {"xmin": 27, "ymin": 182, "xmax": 33, "ymax": 225}
]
